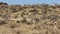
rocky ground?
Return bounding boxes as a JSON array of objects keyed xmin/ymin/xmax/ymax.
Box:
[{"xmin": 0, "ymin": 4, "xmax": 60, "ymax": 34}]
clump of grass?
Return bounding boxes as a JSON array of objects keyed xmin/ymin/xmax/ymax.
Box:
[
  {"xmin": 16, "ymin": 21, "xmax": 20, "ymax": 23},
  {"xmin": 0, "ymin": 21, "xmax": 7, "ymax": 25},
  {"xmin": 17, "ymin": 31, "xmax": 21, "ymax": 34},
  {"xmin": 10, "ymin": 24, "xmax": 16, "ymax": 28},
  {"xmin": 10, "ymin": 8, "xmax": 17, "ymax": 13}
]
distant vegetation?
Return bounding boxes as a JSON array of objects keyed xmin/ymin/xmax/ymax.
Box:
[{"xmin": 0, "ymin": 2, "xmax": 60, "ymax": 34}]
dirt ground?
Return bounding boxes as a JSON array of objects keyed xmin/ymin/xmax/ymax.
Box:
[{"xmin": 0, "ymin": 4, "xmax": 60, "ymax": 34}]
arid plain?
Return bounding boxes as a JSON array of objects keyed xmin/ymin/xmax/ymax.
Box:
[{"xmin": 0, "ymin": 3, "xmax": 60, "ymax": 34}]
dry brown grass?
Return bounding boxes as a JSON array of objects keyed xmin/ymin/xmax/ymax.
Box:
[{"xmin": 0, "ymin": 4, "xmax": 60, "ymax": 34}]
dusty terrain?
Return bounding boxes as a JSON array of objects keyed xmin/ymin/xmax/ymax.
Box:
[{"xmin": 0, "ymin": 4, "xmax": 60, "ymax": 34}]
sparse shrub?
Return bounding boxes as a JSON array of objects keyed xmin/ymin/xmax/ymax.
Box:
[
  {"xmin": 0, "ymin": 2, "xmax": 8, "ymax": 5},
  {"xmin": 17, "ymin": 31, "xmax": 21, "ymax": 34},
  {"xmin": 57, "ymin": 26, "xmax": 60, "ymax": 29},
  {"xmin": 16, "ymin": 21, "xmax": 20, "ymax": 23},
  {"xmin": 10, "ymin": 8, "xmax": 17, "ymax": 13},
  {"xmin": 0, "ymin": 21, "xmax": 7, "ymax": 25},
  {"xmin": 47, "ymin": 15, "xmax": 59, "ymax": 20},
  {"xmin": 10, "ymin": 24, "xmax": 16, "ymax": 28}
]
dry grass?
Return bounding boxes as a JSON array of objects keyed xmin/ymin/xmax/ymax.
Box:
[{"xmin": 0, "ymin": 4, "xmax": 60, "ymax": 34}]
